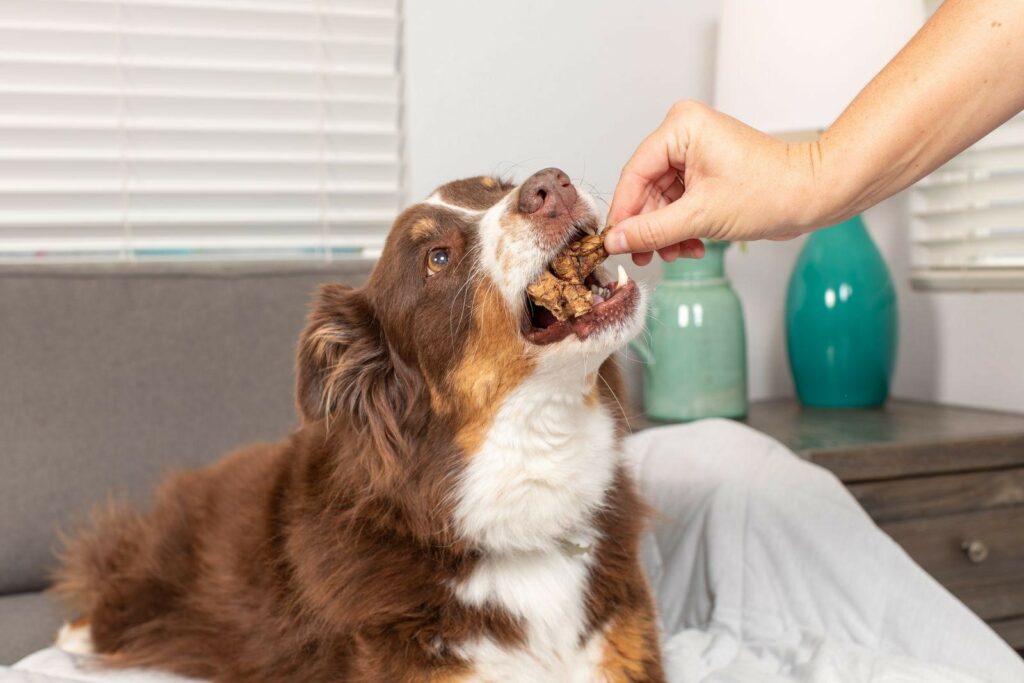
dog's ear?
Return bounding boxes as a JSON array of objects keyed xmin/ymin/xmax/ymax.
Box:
[{"xmin": 296, "ymin": 283, "xmax": 420, "ymax": 480}]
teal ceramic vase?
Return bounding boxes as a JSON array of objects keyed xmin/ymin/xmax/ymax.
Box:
[
  {"xmin": 632, "ymin": 241, "xmax": 748, "ymax": 421},
  {"xmin": 785, "ymin": 215, "xmax": 897, "ymax": 407}
]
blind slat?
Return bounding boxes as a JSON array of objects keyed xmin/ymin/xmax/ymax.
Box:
[
  {"xmin": 0, "ymin": 53, "xmax": 397, "ymax": 77},
  {"xmin": 911, "ymin": 269, "xmax": 1024, "ymax": 290},
  {"xmin": 0, "ymin": 86, "xmax": 397, "ymax": 105},
  {"xmin": 0, "ymin": 28, "xmax": 397, "ymax": 73},
  {"xmin": 0, "ymin": 130, "xmax": 399, "ymax": 158},
  {"xmin": 50, "ymin": 0, "xmax": 398, "ymax": 18},
  {"xmin": 0, "ymin": 209, "xmax": 396, "ymax": 227},
  {"xmin": 0, "ymin": 232, "xmax": 387, "ymax": 254},
  {"xmin": 7, "ymin": 0, "xmax": 399, "ymax": 41},
  {"xmin": 0, "ymin": 181, "xmax": 399, "ymax": 192},
  {"xmin": 0, "ymin": 120, "xmax": 396, "ymax": 135},
  {"xmin": 0, "ymin": 20, "xmax": 398, "ymax": 47},
  {"xmin": 0, "ymin": 58, "xmax": 401, "ymax": 99},
  {"xmin": 0, "ymin": 164, "xmax": 401, "ymax": 191},
  {"xmin": 0, "ymin": 94, "xmax": 399, "ymax": 129},
  {"xmin": 0, "ymin": 193, "xmax": 401, "ymax": 216}
]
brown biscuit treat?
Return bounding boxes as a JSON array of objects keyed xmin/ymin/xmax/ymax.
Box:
[
  {"xmin": 526, "ymin": 275, "xmax": 592, "ymax": 322},
  {"xmin": 562, "ymin": 282, "xmax": 593, "ymax": 318},
  {"xmin": 526, "ymin": 271, "xmax": 570, "ymax": 321},
  {"xmin": 550, "ymin": 233, "xmax": 608, "ymax": 284},
  {"xmin": 527, "ymin": 227, "xmax": 611, "ymax": 322}
]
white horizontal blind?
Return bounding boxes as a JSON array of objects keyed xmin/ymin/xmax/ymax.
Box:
[
  {"xmin": 910, "ymin": 115, "xmax": 1024, "ymax": 289},
  {"xmin": 0, "ymin": 0, "xmax": 401, "ymax": 262}
]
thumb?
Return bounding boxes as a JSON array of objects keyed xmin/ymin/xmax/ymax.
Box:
[{"xmin": 604, "ymin": 201, "xmax": 699, "ymax": 255}]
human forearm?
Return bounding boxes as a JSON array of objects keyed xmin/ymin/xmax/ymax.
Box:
[
  {"xmin": 805, "ymin": 0, "xmax": 1024, "ymax": 227},
  {"xmin": 604, "ymin": 0, "xmax": 1024, "ymax": 258}
]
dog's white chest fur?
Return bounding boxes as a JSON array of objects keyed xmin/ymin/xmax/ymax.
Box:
[
  {"xmin": 452, "ymin": 363, "xmax": 619, "ymax": 681},
  {"xmin": 454, "ymin": 548, "xmax": 608, "ymax": 682}
]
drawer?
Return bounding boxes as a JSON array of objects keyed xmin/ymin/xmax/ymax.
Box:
[
  {"xmin": 810, "ymin": 434, "xmax": 1024, "ymax": 482},
  {"xmin": 849, "ymin": 468, "xmax": 1024, "ymax": 523},
  {"xmin": 881, "ymin": 506, "xmax": 1024, "ymax": 621}
]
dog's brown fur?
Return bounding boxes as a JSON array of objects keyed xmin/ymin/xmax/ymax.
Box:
[{"xmin": 54, "ymin": 176, "xmax": 665, "ymax": 682}]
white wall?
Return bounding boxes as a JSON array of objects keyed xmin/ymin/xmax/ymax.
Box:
[
  {"xmin": 403, "ymin": 0, "xmax": 1024, "ymax": 413},
  {"xmin": 403, "ymin": 0, "xmax": 719, "ymax": 201}
]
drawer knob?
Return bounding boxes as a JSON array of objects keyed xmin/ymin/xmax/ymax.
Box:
[{"xmin": 961, "ymin": 539, "xmax": 989, "ymax": 564}]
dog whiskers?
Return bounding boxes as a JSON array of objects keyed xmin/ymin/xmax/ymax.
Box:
[{"xmin": 597, "ymin": 370, "xmax": 632, "ymax": 434}]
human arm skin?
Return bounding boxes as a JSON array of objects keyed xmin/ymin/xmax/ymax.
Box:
[{"xmin": 604, "ymin": 0, "xmax": 1024, "ymax": 264}]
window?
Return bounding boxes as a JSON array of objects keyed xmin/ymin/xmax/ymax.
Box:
[
  {"xmin": 910, "ymin": 115, "xmax": 1024, "ymax": 290},
  {"xmin": 0, "ymin": 0, "xmax": 402, "ymax": 262}
]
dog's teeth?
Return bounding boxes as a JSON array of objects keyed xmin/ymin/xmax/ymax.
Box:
[
  {"xmin": 617, "ymin": 264, "xmax": 629, "ymax": 287},
  {"xmin": 590, "ymin": 284, "xmax": 601, "ymax": 295}
]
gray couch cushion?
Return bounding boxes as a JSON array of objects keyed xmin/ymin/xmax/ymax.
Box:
[
  {"xmin": 0, "ymin": 261, "xmax": 373, "ymax": 596},
  {"xmin": 0, "ymin": 592, "xmax": 65, "ymax": 665}
]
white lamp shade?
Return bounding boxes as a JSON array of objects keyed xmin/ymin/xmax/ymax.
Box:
[{"xmin": 715, "ymin": 0, "xmax": 926, "ymax": 135}]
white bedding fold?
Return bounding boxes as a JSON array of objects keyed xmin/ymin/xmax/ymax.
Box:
[{"xmin": 631, "ymin": 420, "xmax": 1023, "ymax": 683}]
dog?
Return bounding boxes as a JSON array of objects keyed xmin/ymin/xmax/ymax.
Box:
[{"xmin": 53, "ymin": 168, "xmax": 665, "ymax": 682}]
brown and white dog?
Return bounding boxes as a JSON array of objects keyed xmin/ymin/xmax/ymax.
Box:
[{"xmin": 54, "ymin": 169, "xmax": 665, "ymax": 682}]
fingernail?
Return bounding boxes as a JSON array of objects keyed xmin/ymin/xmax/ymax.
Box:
[
  {"xmin": 679, "ymin": 240, "xmax": 705, "ymax": 259},
  {"xmin": 606, "ymin": 229, "xmax": 628, "ymax": 254}
]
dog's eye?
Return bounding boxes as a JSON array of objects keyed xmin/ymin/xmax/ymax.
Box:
[{"xmin": 427, "ymin": 247, "xmax": 450, "ymax": 275}]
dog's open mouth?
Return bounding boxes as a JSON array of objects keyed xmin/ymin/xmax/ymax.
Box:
[{"xmin": 523, "ymin": 227, "xmax": 639, "ymax": 345}]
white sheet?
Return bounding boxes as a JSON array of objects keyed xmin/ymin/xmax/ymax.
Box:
[
  {"xmin": 632, "ymin": 420, "xmax": 1023, "ymax": 683},
  {"xmin": 6, "ymin": 420, "xmax": 1023, "ymax": 682}
]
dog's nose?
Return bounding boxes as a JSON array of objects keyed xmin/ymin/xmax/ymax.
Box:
[{"xmin": 518, "ymin": 167, "xmax": 577, "ymax": 216}]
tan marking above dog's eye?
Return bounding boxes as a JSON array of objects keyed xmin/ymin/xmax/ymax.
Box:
[
  {"xmin": 411, "ymin": 217, "xmax": 439, "ymax": 240},
  {"xmin": 426, "ymin": 247, "xmax": 451, "ymax": 276},
  {"xmin": 480, "ymin": 176, "xmax": 497, "ymax": 189}
]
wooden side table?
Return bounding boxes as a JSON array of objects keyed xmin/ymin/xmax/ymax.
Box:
[{"xmin": 636, "ymin": 398, "xmax": 1024, "ymax": 651}]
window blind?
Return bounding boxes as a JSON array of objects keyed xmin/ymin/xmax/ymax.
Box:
[
  {"xmin": 910, "ymin": 115, "xmax": 1024, "ymax": 290},
  {"xmin": 0, "ymin": 0, "xmax": 402, "ymax": 262}
]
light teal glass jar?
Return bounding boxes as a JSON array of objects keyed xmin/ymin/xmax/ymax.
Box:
[
  {"xmin": 785, "ymin": 215, "xmax": 898, "ymax": 407},
  {"xmin": 631, "ymin": 241, "xmax": 748, "ymax": 421}
]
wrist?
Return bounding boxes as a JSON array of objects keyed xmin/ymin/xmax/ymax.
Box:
[{"xmin": 780, "ymin": 139, "xmax": 843, "ymax": 232}]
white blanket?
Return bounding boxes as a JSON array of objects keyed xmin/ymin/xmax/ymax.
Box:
[
  {"xmin": 631, "ymin": 421, "xmax": 1023, "ymax": 682},
  {"xmin": 7, "ymin": 420, "xmax": 1023, "ymax": 682}
]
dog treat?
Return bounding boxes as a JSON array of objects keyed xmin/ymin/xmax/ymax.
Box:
[
  {"xmin": 526, "ymin": 227, "xmax": 611, "ymax": 321},
  {"xmin": 551, "ymin": 232, "xmax": 608, "ymax": 284},
  {"xmin": 526, "ymin": 271, "xmax": 576, "ymax": 320}
]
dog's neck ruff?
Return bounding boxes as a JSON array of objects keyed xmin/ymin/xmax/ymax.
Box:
[{"xmin": 453, "ymin": 356, "xmax": 618, "ymax": 555}]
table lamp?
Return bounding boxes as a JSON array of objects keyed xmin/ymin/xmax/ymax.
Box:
[{"xmin": 715, "ymin": 0, "xmax": 925, "ymax": 407}]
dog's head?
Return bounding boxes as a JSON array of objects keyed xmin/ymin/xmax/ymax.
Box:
[{"xmin": 296, "ymin": 169, "xmax": 645, "ymax": 493}]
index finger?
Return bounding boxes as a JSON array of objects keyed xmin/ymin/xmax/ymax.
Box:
[{"xmin": 607, "ymin": 127, "xmax": 677, "ymax": 225}]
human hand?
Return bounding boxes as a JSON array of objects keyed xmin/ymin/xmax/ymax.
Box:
[{"xmin": 605, "ymin": 100, "xmax": 825, "ymax": 265}]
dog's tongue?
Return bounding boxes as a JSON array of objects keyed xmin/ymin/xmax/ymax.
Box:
[{"xmin": 526, "ymin": 230, "xmax": 609, "ymax": 321}]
